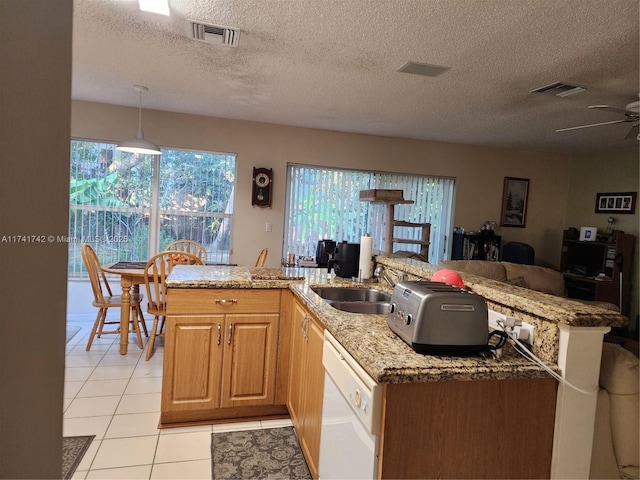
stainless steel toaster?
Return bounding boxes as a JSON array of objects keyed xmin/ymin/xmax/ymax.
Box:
[{"xmin": 387, "ymin": 281, "xmax": 489, "ymax": 355}]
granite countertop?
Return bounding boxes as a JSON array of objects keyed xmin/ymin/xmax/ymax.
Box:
[
  {"xmin": 289, "ymin": 281, "xmax": 550, "ymax": 384},
  {"xmin": 165, "ymin": 266, "xmax": 308, "ymax": 288},
  {"xmin": 166, "ymin": 264, "xmax": 554, "ymax": 384}
]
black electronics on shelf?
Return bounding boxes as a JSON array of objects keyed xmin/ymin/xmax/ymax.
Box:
[
  {"xmin": 452, "ymin": 233, "xmax": 501, "ymax": 262},
  {"xmin": 560, "ymin": 230, "xmax": 634, "ymax": 316}
]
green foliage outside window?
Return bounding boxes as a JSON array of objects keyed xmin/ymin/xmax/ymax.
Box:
[{"xmin": 68, "ymin": 140, "xmax": 235, "ymax": 276}]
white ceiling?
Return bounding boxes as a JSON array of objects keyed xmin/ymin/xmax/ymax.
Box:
[{"xmin": 72, "ymin": 0, "xmax": 640, "ymax": 155}]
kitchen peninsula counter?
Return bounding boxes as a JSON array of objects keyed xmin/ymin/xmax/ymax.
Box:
[
  {"xmin": 374, "ymin": 256, "xmax": 627, "ymax": 365},
  {"xmin": 165, "ymin": 260, "xmax": 619, "ymax": 477},
  {"xmin": 166, "ymin": 264, "xmax": 552, "ymax": 384},
  {"xmin": 375, "ymin": 256, "xmax": 627, "ymax": 328}
]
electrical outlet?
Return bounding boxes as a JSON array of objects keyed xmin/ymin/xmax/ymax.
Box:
[
  {"xmin": 265, "ymin": 222, "xmax": 272, "ymax": 232},
  {"xmin": 487, "ymin": 311, "xmax": 535, "ymax": 347},
  {"xmin": 513, "ymin": 321, "xmax": 535, "ymax": 347}
]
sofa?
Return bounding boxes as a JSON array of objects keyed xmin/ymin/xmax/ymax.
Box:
[
  {"xmin": 437, "ymin": 260, "xmax": 567, "ymax": 296},
  {"xmin": 590, "ymin": 338, "xmax": 639, "ymax": 479},
  {"xmin": 437, "ymin": 260, "xmax": 619, "ymax": 311}
]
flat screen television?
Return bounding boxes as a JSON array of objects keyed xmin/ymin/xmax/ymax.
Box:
[{"xmin": 565, "ymin": 242, "xmax": 606, "ymax": 277}]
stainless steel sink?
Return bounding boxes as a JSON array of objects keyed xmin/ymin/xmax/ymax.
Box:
[
  {"xmin": 311, "ymin": 287, "xmax": 391, "ymax": 314},
  {"xmin": 311, "ymin": 287, "xmax": 391, "ymax": 303},
  {"xmin": 328, "ymin": 301, "xmax": 391, "ymax": 315}
]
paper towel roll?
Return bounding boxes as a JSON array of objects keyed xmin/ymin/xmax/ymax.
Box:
[{"xmin": 359, "ymin": 234, "xmax": 373, "ymax": 279}]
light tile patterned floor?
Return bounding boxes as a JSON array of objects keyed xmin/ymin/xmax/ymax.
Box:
[{"xmin": 65, "ymin": 314, "xmax": 292, "ymax": 479}]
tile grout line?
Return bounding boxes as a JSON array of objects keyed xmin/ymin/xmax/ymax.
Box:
[
  {"xmin": 65, "ymin": 317, "xmax": 232, "ymax": 478},
  {"xmin": 65, "ymin": 321, "xmax": 158, "ymax": 476}
]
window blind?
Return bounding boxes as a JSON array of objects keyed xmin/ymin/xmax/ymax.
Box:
[{"xmin": 283, "ymin": 164, "xmax": 455, "ymax": 265}]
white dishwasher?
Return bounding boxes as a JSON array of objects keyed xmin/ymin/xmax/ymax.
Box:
[{"xmin": 318, "ymin": 331, "xmax": 382, "ymax": 479}]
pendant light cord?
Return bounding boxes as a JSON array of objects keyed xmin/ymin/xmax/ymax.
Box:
[{"xmin": 138, "ymin": 90, "xmax": 143, "ymax": 131}]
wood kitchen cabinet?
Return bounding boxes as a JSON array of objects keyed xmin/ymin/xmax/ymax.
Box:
[
  {"xmin": 161, "ymin": 288, "xmax": 285, "ymax": 425},
  {"xmin": 287, "ymin": 298, "xmax": 325, "ymax": 479},
  {"xmin": 220, "ymin": 313, "xmax": 279, "ymax": 408},
  {"xmin": 378, "ymin": 378, "xmax": 557, "ymax": 478}
]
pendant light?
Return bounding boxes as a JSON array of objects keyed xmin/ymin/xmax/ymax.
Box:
[{"xmin": 116, "ymin": 85, "xmax": 162, "ymax": 155}]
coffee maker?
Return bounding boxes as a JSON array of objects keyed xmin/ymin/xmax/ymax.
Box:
[{"xmin": 315, "ymin": 240, "xmax": 337, "ymax": 268}]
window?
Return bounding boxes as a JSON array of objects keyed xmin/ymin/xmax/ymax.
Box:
[
  {"xmin": 68, "ymin": 140, "xmax": 235, "ymax": 276},
  {"xmin": 283, "ymin": 164, "xmax": 454, "ymax": 264}
]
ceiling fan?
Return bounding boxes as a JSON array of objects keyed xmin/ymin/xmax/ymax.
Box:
[{"xmin": 556, "ymin": 97, "xmax": 640, "ymax": 140}]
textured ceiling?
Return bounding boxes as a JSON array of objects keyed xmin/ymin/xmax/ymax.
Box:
[{"xmin": 72, "ymin": 0, "xmax": 640, "ymax": 155}]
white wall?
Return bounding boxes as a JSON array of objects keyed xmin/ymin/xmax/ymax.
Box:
[{"xmin": 72, "ymin": 101, "xmax": 573, "ymax": 268}]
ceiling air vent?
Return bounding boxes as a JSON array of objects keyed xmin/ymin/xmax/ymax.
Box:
[
  {"xmin": 397, "ymin": 61, "xmax": 450, "ymax": 78},
  {"xmin": 188, "ymin": 21, "xmax": 240, "ymax": 47},
  {"xmin": 530, "ymin": 82, "xmax": 586, "ymax": 97}
]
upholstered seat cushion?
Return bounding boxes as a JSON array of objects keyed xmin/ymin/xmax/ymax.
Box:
[
  {"xmin": 437, "ymin": 260, "xmax": 507, "ymax": 282},
  {"xmin": 437, "ymin": 260, "xmax": 566, "ymax": 296},
  {"xmin": 591, "ymin": 343, "xmax": 639, "ymax": 479},
  {"xmin": 501, "ymin": 262, "xmax": 566, "ymax": 297}
]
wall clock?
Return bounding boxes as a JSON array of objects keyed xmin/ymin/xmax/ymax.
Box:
[{"xmin": 252, "ymin": 167, "xmax": 273, "ymax": 207}]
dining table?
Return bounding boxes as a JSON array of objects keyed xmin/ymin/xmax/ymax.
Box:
[{"xmin": 102, "ymin": 261, "xmax": 151, "ymax": 355}]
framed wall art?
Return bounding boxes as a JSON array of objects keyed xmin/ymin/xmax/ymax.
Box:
[
  {"xmin": 500, "ymin": 177, "xmax": 529, "ymax": 228},
  {"xmin": 595, "ymin": 192, "xmax": 636, "ymax": 214}
]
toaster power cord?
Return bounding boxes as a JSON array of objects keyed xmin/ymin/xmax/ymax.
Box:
[{"xmin": 496, "ymin": 318, "xmax": 598, "ymax": 396}]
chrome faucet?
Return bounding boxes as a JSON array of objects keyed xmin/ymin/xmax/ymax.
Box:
[{"xmin": 373, "ymin": 265, "xmax": 406, "ymax": 288}]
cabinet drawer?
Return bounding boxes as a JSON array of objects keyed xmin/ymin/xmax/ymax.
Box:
[{"xmin": 167, "ymin": 288, "xmax": 281, "ymax": 314}]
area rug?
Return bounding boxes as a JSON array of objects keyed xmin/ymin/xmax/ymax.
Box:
[
  {"xmin": 211, "ymin": 426, "xmax": 312, "ymax": 479},
  {"xmin": 62, "ymin": 435, "xmax": 94, "ymax": 479},
  {"xmin": 66, "ymin": 325, "xmax": 82, "ymax": 344}
]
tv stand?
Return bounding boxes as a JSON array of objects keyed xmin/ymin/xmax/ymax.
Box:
[{"xmin": 560, "ymin": 230, "xmax": 634, "ymax": 316}]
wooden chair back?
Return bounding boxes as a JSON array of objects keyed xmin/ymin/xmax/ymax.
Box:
[
  {"xmin": 165, "ymin": 240, "xmax": 208, "ymax": 263},
  {"xmin": 145, "ymin": 251, "xmax": 203, "ymax": 315},
  {"xmin": 255, "ymin": 248, "xmax": 268, "ymax": 267},
  {"xmin": 81, "ymin": 243, "xmax": 112, "ymax": 306}
]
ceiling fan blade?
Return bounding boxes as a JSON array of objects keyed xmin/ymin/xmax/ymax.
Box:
[
  {"xmin": 623, "ymin": 124, "xmax": 639, "ymax": 140},
  {"xmin": 555, "ymin": 119, "xmax": 629, "ymax": 133},
  {"xmin": 588, "ymin": 105, "xmax": 637, "ymax": 116}
]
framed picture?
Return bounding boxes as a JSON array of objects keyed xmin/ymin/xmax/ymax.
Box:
[
  {"xmin": 500, "ymin": 177, "xmax": 529, "ymax": 227},
  {"xmin": 595, "ymin": 192, "xmax": 636, "ymax": 214}
]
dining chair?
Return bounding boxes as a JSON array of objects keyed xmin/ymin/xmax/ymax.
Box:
[
  {"xmin": 255, "ymin": 248, "xmax": 268, "ymax": 267},
  {"xmin": 144, "ymin": 250, "xmax": 203, "ymax": 360},
  {"xmin": 165, "ymin": 239, "xmax": 208, "ymax": 263},
  {"xmin": 81, "ymin": 243, "xmax": 148, "ymax": 351}
]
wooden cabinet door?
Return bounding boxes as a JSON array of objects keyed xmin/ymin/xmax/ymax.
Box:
[
  {"xmin": 162, "ymin": 315, "xmax": 224, "ymax": 413},
  {"xmin": 287, "ymin": 299, "xmax": 325, "ymax": 478},
  {"xmin": 220, "ymin": 313, "xmax": 279, "ymax": 408},
  {"xmin": 298, "ymin": 317, "xmax": 325, "ymax": 478},
  {"xmin": 287, "ymin": 301, "xmax": 308, "ymax": 425}
]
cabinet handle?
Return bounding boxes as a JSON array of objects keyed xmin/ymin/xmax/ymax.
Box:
[
  {"xmin": 302, "ymin": 315, "xmax": 309, "ymax": 342},
  {"xmin": 217, "ymin": 323, "xmax": 221, "ymax": 345},
  {"xmin": 227, "ymin": 323, "xmax": 233, "ymax": 344},
  {"xmin": 215, "ymin": 299, "xmax": 238, "ymax": 304}
]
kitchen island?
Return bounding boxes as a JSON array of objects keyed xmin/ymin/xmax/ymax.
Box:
[{"xmin": 162, "ymin": 259, "xmax": 625, "ymax": 479}]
